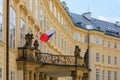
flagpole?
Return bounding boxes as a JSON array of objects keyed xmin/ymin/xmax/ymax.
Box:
[{"xmin": 6, "ymin": 0, "xmax": 10, "ymax": 80}]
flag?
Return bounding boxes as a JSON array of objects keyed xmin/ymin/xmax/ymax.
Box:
[{"xmin": 40, "ymin": 30, "xmax": 55, "ymax": 42}]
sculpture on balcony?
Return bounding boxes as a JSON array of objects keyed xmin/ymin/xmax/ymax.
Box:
[
  {"xmin": 84, "ymin": 49, "xmax": 89, "ymax": 68},
  {"xmin": 33, "ymin": 39, "xmax": 39, "ymax": 50},
  {"xmin": 24, "ymin": 33, "xmax": 34, "ymax": 48},
  {"xmin": 74, "ymin": 45, "xmax": 81, "ymax": 58}
]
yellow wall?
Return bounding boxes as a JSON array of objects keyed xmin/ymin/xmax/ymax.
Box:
[{"xmin": 0, "ymin": 0, "xmax": 120, "ymax": 80}]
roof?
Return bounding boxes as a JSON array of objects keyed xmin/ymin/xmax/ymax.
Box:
[{"xmin": 70, "ymin": 12, "xmax": 120, "ymax": 37}]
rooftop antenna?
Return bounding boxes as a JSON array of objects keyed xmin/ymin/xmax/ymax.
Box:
[{"xmin": 88, "ymin": 3, "xmax": 89, "ymax": 12}]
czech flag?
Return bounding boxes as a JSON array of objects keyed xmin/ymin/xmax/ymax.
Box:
[{"xmin": 40, "ymin": 30, "xmax": 56, "ymax": 42}]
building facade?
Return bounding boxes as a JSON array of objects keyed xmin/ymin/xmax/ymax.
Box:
[{"xmin": 0, "ymin": 0, "xmax": 120, "ymax": 80}]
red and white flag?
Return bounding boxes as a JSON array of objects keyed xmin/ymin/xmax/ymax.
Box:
[{"xmin": 40, "ymin": 30, "xmax": 55, "ymax": 42}]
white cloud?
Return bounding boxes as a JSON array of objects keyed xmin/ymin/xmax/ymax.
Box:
[{"xmin": 98, "ymin": 16, "xmax": 120, "ymax": 23}]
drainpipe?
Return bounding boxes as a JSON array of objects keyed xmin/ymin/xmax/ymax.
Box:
[{"xmin": 6, "ymin": 0, "xmax": 10, "ymax": 80}]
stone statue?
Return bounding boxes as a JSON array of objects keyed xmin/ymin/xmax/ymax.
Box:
[
  {"xmin": 74, "ymin": 45, "xmax": 81, "ymax": 57},
  {"xmin": 24, "ymin": 33, "xmax": 34, "ymax": 48},
  {"xmin": 33, "ymin": 39, "xmax": 39, "ymax": 50},
  {"xmin": 84, "ymin": 49, "xmax": 89, "ymax": 68}
]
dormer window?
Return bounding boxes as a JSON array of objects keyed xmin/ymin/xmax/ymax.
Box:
[{"xmin": 86, "ymin": 25, "xmax": 93, "ymax": 29}]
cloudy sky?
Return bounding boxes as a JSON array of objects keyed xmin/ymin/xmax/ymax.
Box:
[{"xmin": 60, "ymin": 0, "xmax": 120, "ymax": 23}]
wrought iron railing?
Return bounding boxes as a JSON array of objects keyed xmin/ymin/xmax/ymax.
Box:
[{"xmin": 38, "ymin": 52, "xmax": 76, "ymax": 66}]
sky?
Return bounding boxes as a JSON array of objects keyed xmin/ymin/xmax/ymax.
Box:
[{"xmin": 60, "ymin": 0, "xmax": 120, "ymax": 23}]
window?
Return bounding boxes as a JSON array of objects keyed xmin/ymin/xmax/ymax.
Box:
[
  {"xmin": 40, "ymin": 7, "xmax": 42, "ymax": 27},
  {"xmin": 83, "ymin": 35, "xmax": 88, "ymax": 43},
  {"xmin": 54, "ymin": 7, "xmax": 56, "ymax": 17},
  {"xmin": 96, "ymin": 36, "xmax": 100, "ymax": 44},
  {"xmin": 102, "ymin": 40, "xmax": 104, "ymax": 46},
  {"xmin": 35, "ymin": 0, "xmax": 38, "ymax": 20},
  {"xmin": 44, "ymin": 15, "xmax": 46, "ymax": 31},
  {"xmin": 61, "ymin": 17, "xmax": 63, "ymax": 25},
  {"xmin": 29, "ymin": 0, "xmax": 32, "ymax": 11},
  {"xmin": 86, "ymin": 25, "xmax": 93, "ymax": 29},
  {"xmin": 0, "ymin": 68, "xmax": 2, "ymax": 80},
  {"xmin": 74, "ymin": 32, "xmax": 80, "ymax": 41},
  {"xmin": 114, "ymin": 42, "xmax": 117, "ymax": 49},
  {"xmin": 20, "ymin": 19, "xmax": 25, "ymax": 47},
  {"xmin": 102, "ymin": 55, "xmax": 104, "ymax": 63},
  {"xmin": 0, "ymin": 16, "xmax": 2, "ymax": 41},
  {"xmin": 108, "ymin": 71, "xmax": 111, "ymax": 80},
  {"xmin": 58, "ymin": 12, "xmax": 60, "ymax": 22},
  {"xmin": 108, "ymin": 41, "xmax": 111, "ymax": 48},
  {"xmin": 102, "ymin": 70, "xmax": 105, "ymax": 80},
  {"xmin": 0, "ymin": 0, "xmax": 3, "ymax": 41},
  {"xmin": 61, "ymin": 38, "xmax": 64, "ymax": 50},
  {"xmin": 108, "ymin": 56, "xmax": 111, "ymax": 64},
  {"xmin": 54, "ymin": 32, "xmax": 56, "ymax": 46},
  {"xmin": 49, "ymin": 0, "xmax": 52, "ymax": 12},
  {"xmin": 10, "ymin": 7, "xmax": 16, "ymax": 49},
  {"xmin": 96, "ymin": 53, "xmax": 99, "ymax": 62},
  {"xmin": 11, "ymin": 71, "xmax": 15, "ymax": 80},
  {"xmin": 114, "ymin": 71, "xmax": 118, "ymax": 80},
  {"xmin": 58, "ymin": 34, "xmax": 60, "ymax": 48},
  {"xmin": 96, "ymin": 69, "xmax": 100, "ymax": 80},
  {"xmin": 114, "ymin": 57, "xmax": 117, "ymax": 65}
]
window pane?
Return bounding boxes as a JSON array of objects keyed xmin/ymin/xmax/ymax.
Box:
[
  {"xmin": 49, "ymin": 1, "xmax": 52, "ymax": 12},
  {"xmin": 108, "ymin": 71, "xmax": 111, "ymax": 80},
  {"xmin": 29, "ymin": 0, "xmax": 32, "ymax": 11},
  {"xmin": 96, "ymin": 69, "xmax": 100, "ymax": 80},
  {"xmin": 20, "ymin": 19, "xmax": 25, "ymax": 47},
  {"xmin": 0, "ymin": 15, "xmax": 2, "ymax": 41},
  {"xmin": 0, "ymin": 0, "xmax": 3, "ymax": 14},
  {"xmin": 9, "ymin": 7, "xmax": 16, "ymax": 49},
  {"xmin": 0, "ymin": 68, "xmax": 2, "ymax": 79}
]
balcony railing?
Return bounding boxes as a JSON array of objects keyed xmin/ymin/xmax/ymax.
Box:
[{"xmin": 17, "ymin": 47, "xmax": 85, "ymax": 67}]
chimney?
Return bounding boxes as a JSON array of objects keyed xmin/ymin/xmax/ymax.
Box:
[
  {"xmin": 61, "ymin": 1, "xmax": 67, "ymax": 9},
  {"xmin": 82, "ymin": 12, "xmax": 92, "ymax": 20},
  {"xmin": 115, "ymin": 21, "xmax": 120, "ymax": 26}
]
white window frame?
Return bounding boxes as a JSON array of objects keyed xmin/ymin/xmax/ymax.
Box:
[
  {"xmin": 0, "ymin": 68, "xmax": 2, "ymax": 80},
  {"xmin": 0, "ymin": 0, "xmax": 3, "ymax": 41},
  {"xmin": 108, "ymin": 41, "xmax": 111, "ymax": 48},
  {"xmin": 114, "ymin": 42, "xmax": 117, "ymax": 49},
  {"xmin": 108, "ymin": 71, "xmax": 111, "ymax": 80},
  {"xmin": 11, "ymin": 71, "xmax": 15, "ymax": 80},
  {"xmin": 54, "ymin": 7, "xmax": 56, "ymax": 17},
  {"xmin": 96, "ymin": 53, "xmax": 99, "ymax": 62},
  {"xmin": 96, "ymin": 69, "xmax": 100, "ymax": 80},
  {"xmin": 114, "ymin": 71, "xmax": 118, "ymax": 80},
  {"xmin": 108, "ymin": 56, "xmax": 111, "ymax": 64},
  {"xmin": 29, "ymin": 0, "xmax": 32, "ymax": 11},
  {"xmin": 49, "ymin": 0, "xmax": 52, "ymax": 12},
  {"xmin": 102, "ymin": 55, "xmax": 104, "ymax": 63},
  {"xmin": 20, "ymin": 19, "xmax": 25, "ymax": 47},
  {"xmin": 40, "ymin": 7, "xmax": 42, "ymax": 27},
  {"xmin": 10, "ymin": 7, "xmax": 16, "ymax": 49},
  {"xmin": 96, "ymin": 36, "xmax": 100, "ymax": 44},
  {"xmin": 35, "ymin": 0, "xmax": 38, "ymax": 20},
  {"xmin": 74, "ymin": 32, "xmax": 80, "ymax": 41},
  {"xmin": 102, "ymin": 70, "xmax": 105, "ymax": 80},
  {"xmin": 114, "ymin": 57, "xmax": 117, "ymax": 65}
]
